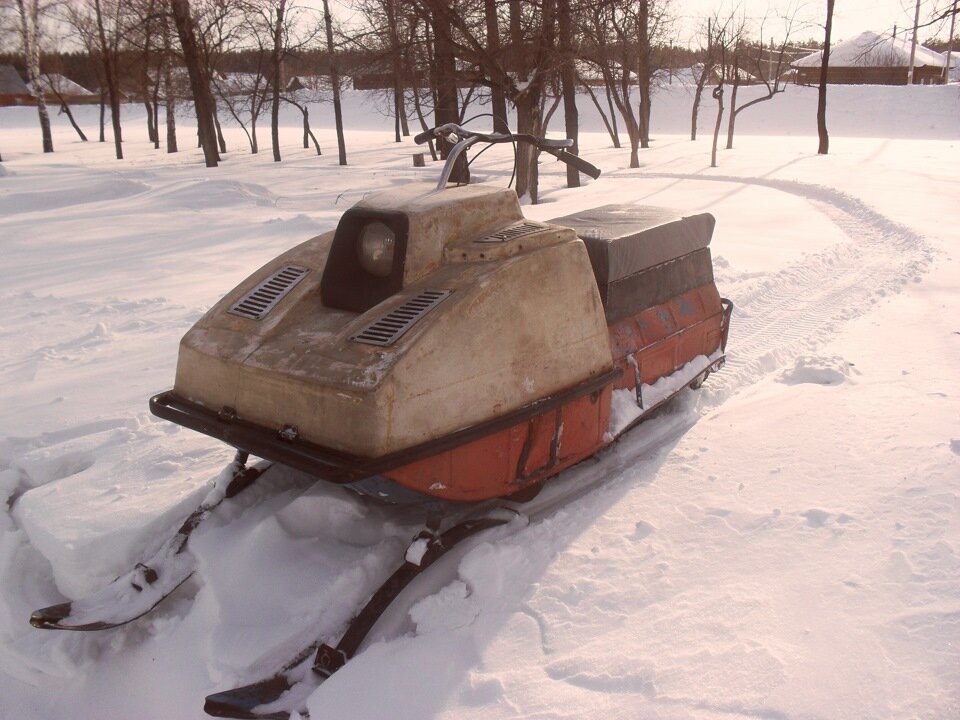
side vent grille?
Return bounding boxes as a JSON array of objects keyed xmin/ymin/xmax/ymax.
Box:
[
  {"xmin": 352, "ymin": 289, "xmax": 452, "ymax": 347},
  {"xmin": 477, "ymin": 222, "xmax": 544, "ymax": 243},
  {"xmin": 228, "ymin": 265, "xmax": 309, "ymax": 320}
]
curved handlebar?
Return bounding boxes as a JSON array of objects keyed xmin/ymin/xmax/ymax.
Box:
[{"xmin": 415, "ymin": 123, "xmax": 601, "ymax": 182}]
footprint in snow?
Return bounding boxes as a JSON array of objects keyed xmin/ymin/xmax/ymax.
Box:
[
  {"xmin": 801, "ymin": 509, "xmax": 855, "ymax": 531},
  {"xmin": 779, "ymin": 355, "xmax": 857, "ymax": 386}
]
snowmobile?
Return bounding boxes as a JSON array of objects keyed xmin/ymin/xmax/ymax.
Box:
[{"xmin": 29, "ymin": 123, "xmax": 731, "ymax": 718}]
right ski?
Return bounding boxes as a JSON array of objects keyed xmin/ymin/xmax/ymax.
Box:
[
  {"xmin": 204, "ymin": 515, "xmax": 514, "ymax": 719},
  {"xmin": 30, "ymin": 454, "xmax": 268, "ymax": 631}
]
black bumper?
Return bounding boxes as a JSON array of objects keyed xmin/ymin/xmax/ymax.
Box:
[{"xmin": 149, "ymin": 367, "xmax": 622, "ymax": 484}]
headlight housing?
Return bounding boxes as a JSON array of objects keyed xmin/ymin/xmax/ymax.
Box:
[{"xmin": 357, "ymin": 221, "xmax": 396, "ymax": 277}]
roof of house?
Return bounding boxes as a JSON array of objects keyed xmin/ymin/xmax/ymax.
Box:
[
  {"xmin": 0, "ymin": 64, "xmax": 31, "ymax": 96},
  {"xmin": 33, "ymin": 73, "xmax": 94, "ymax": 97},
  {"xmin": 792, "ymin": 31, "xmax": 949, "ymax": 69}
]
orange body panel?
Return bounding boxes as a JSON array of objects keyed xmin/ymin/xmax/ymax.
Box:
[
  {"xmin": 609, "ymin": 284, "xmax": 724, "ymax": 389},
  {"xmin": 385, "ymin": 387, "xmax": 612, "ymax": 501},
  {"xmin": 386, "ymin": 284, "xmax": 725, "ymax": 502}
]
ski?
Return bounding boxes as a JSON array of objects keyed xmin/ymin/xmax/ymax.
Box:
[
  {"xmin": 30, "ymin": 453, "xmax": 268, "ymax": 631},
  {"xmin": 204, "ymin": 515, "xmax": 513, "ymax": 719}
]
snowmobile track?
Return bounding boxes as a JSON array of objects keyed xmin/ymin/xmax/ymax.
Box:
[{"xmin": 627, "ymin": 173, "xmax": 933, "ymax": 398}]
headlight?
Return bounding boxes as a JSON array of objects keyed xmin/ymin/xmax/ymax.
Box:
[{"xmin": 357, "ymin": 221, "xmax": 396, "ymax": 277}]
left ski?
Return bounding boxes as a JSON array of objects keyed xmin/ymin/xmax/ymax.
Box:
[
  {"xmin": 30, "ymin": 455, "xmax": 269, "ymax": 631},
  {"xmin": 204, "ymin": 515, "xmax": 513, "ymax": 719}
]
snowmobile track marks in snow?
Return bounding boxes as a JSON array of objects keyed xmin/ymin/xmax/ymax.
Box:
[{"xmin": 619, "ymin": 173, "xmax": 933, "ymax": 397}]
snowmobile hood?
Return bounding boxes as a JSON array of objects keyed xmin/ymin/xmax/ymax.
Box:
[{"xmin": 170, "ymin": 183, "xmax": 614, "ymax": 459}]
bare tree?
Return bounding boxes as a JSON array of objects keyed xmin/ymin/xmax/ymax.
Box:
[
  {"xmin": 212, "ymin": 7, "xmax": 270, "ymax": 153},
  {"xmin": 127, "ymin": 0, "xmax": 164, "ymax": 148},
  {"xmin": 689, "ymin": 17, "xmax": 716, "ymax": 141},
  {"xmin": 215, "ymin": 65, "xmax": 269, "ymax": 153},
  {"xmin": 724, "ymin": 9, "xmax": 801, "ymax": 149},
  {"xmin": 706, "ymin": 10, "xmax": 745, "ymax": 167},
  {"xmin": 417, "ymin": 0, "xmax": 561, "ymax": 202},
  {"xmin": 170, "ymin": 0, "xmax": 220, "ymax": 166},
  {"xmin": 41, "ymin": 70, "xmax": 88, "ymax": 141},
  {"xmin": 238, "ymin": 0, "xmax": 320, "ymax": 162},
  {"xmin": 13, "ymin": 0, "xmax": 54, "ymax": 152},
  {"xmin": 637, "ymin": 0, "xmax": 652, "ymax": 148},
  {"xmin": 817, "ymin": 0, "xmax": 835, "ymax": 155},
  {"xmin": 162, "ymin": 12, "xmax": 178, "ymax": 152},
  {"xmin": 191, "ymin": 0, "xmax": 250, "ymax": 155},
  {"xmin": 282, "ymin": 76, "xmax": 324, "ymax": 155},
  {"xmin": 92, "ymin": 0, "xmax": 125, "ymax": 159},
  {"xmin": 580, "ymin": 1, "xmax": 646, "ymax": 168},
  {"xmin": 557, "ymin": 0, "xmax": 579, "ymax": 188},
  {"xmin": 268, "ymin": 0, "xmax": 286, "ymax": 161},
  {"xmin": 323, "ymin": 0, "xmax": 346, "ymax": 165}
]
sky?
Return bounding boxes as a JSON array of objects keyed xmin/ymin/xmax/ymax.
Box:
[
  {"xmin": 666, "ymin": 0, "xmax": 956, "ymax": 45},
  {"xmin": 320, "ymin": 0, "xmax": 958, "ymax": 49}
]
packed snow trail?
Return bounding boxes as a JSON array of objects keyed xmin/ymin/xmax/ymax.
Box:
[{"xmin": 605, "ymin": 173, "xmax": 935, "ymax": 402}]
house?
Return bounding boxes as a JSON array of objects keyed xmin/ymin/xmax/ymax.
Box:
[
  {"xmin": 792, "ymin": 31, "xmax": 951, "ymax": 85},
  {"xmin": 31, "ymin": 74, "xmax": 97, "ymax": 105},
  {"xmin": 0, "ymin": 64, "xmax": 35, "ymax": 106}
]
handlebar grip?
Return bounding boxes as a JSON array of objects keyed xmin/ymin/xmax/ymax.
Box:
[
  {"xmin": 549, "ymin": 149, "xmax": 602, "ymax": 180},
  {"xmin": 414, "ymin": 129, "xmax": 435, "ymax": 145}
]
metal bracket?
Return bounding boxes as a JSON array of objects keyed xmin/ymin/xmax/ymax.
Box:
[
  {"xmin": 314, "ymin": 644, "xmax": 347, "ymax": 678},
  {"xmin": 627, "ymin": 354, "xmax": 644, "ymax": 409}
]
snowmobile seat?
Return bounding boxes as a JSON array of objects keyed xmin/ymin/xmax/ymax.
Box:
[{"xmin": 548, "ymin": 205, "xmax": 717, "ymax": 324}]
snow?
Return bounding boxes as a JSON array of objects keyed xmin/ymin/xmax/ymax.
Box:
[
  {"xmin": 1, "ymin": 83, "xmax": 959, "ymax": 719},
  {"xmin": 608, "ymin": 351, "xmax": 723, "ymax": 438}
]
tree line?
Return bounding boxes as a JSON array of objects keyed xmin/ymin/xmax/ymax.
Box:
[{"xmin": 2, "ymin": 1, "xmax": 956, "ymax": 196}]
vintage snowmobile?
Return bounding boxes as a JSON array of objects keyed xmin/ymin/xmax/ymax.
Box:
[{"xmin": 30, "ymin": 124, "xmax": 731, "ymax": 718}]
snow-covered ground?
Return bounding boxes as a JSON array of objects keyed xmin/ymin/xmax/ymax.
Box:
[{"xmin": 1, "ymin": 83, "xmax": 958, "ymax": 719}]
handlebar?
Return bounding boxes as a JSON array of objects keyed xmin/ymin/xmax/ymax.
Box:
[{"xmin": 415, "ymin": 123, "xmax": 602, "ymax": 186}]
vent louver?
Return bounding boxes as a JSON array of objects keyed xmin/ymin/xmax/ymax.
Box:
[
  {"xmin": 228, "ymin": 265, "xmax": 309, "ymax": 320},
  {"xmin": 351, "ymin": 289, "xmax": 452, "ymax": 347},
  {"xmin": 476, "ymin": 222, "xmax": 544, "ymax": 243}
]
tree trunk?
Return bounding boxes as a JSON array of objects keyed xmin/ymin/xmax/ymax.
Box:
[
  {"xmin": 410, "ymin": 74, "xmax": 438, "ymax": 161},
  {"xmin": 691, "ymin": 66, "xmax": 710, "ymax": 140},
  {"xmin": 212, "ymin": 102, "xmax": 226, "ymax": 153},
  {"xmin": 16, "ymin": 0, "xmax": 53, "ymax": 153},
  {"xmin": 484, "ymin": 0, "xmax": 509, "ymax": 132},
  {"xmin": 817, "ymin": 0, "xmax": 835, "ymax": 155},
  {"xmin": 393, "ymin": 84, "xmax": 402, "ymax": 142},
  {"xmin": 604, "ymin": 82, "xmax": 621, "ymax": 148},
  {"xmin": 289, "ymin": 102, "xmax": 321, "ymax": 154},
  {"xmin": 711, "ymin": 84, "xmax": 724, "ymax": 167},
  {"xmin": 583, "ymin": 82, "xmax": 618, "ymax": 147},
  {"xmin": 144, "ymin": 99, "xmax": 157, "ymax": 144},
  {"xmin": 170, "ymin": 0, "xmax": 219, "ymax": 166},
  {"xmin": 95, "ymin": 0, "xmax": 123, "ymax": 160},
  {"xmin": 725, "ymin": 64, "xmax": 740, "ymax": 149},
  {"xmin": 270, "ymin": 0, "xmax": 286, "ymax": 162},
  {"xmin": 514, "ymin": 92, "xmax": 541, "ymax": 201},
  {"xmin": 558, "ymin": 0, "xmax": 579, "ymax": 188},
  {"xmin": 99, "ymin": 91, "xmax": 106, "ymax": 142},
  {"xmin": 322, "ymin": 0, "xmax": 347, "ymax": 165},
  {"xmin": 637, "ymin": 0, "xmax": 651, "ymax": 148},
  {"xmin": 163, "ymin": 18, "xmax": 178, "ymax": 153},
  {"xmin": 431, "ymin": 1, "xmax": 467, "ymax": 183},
  {"xmin": 59, "ymin": 101, "xmax": 88, "ymax": 141}
]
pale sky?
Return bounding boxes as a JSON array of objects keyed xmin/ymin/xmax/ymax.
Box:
[
  {"xmin": 671, "ymin": 0, "xmax": 956, "ymax": 45},
  {"xmin": 317, "ymin": 0, "xmax": 958, "ymax": 50}
]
